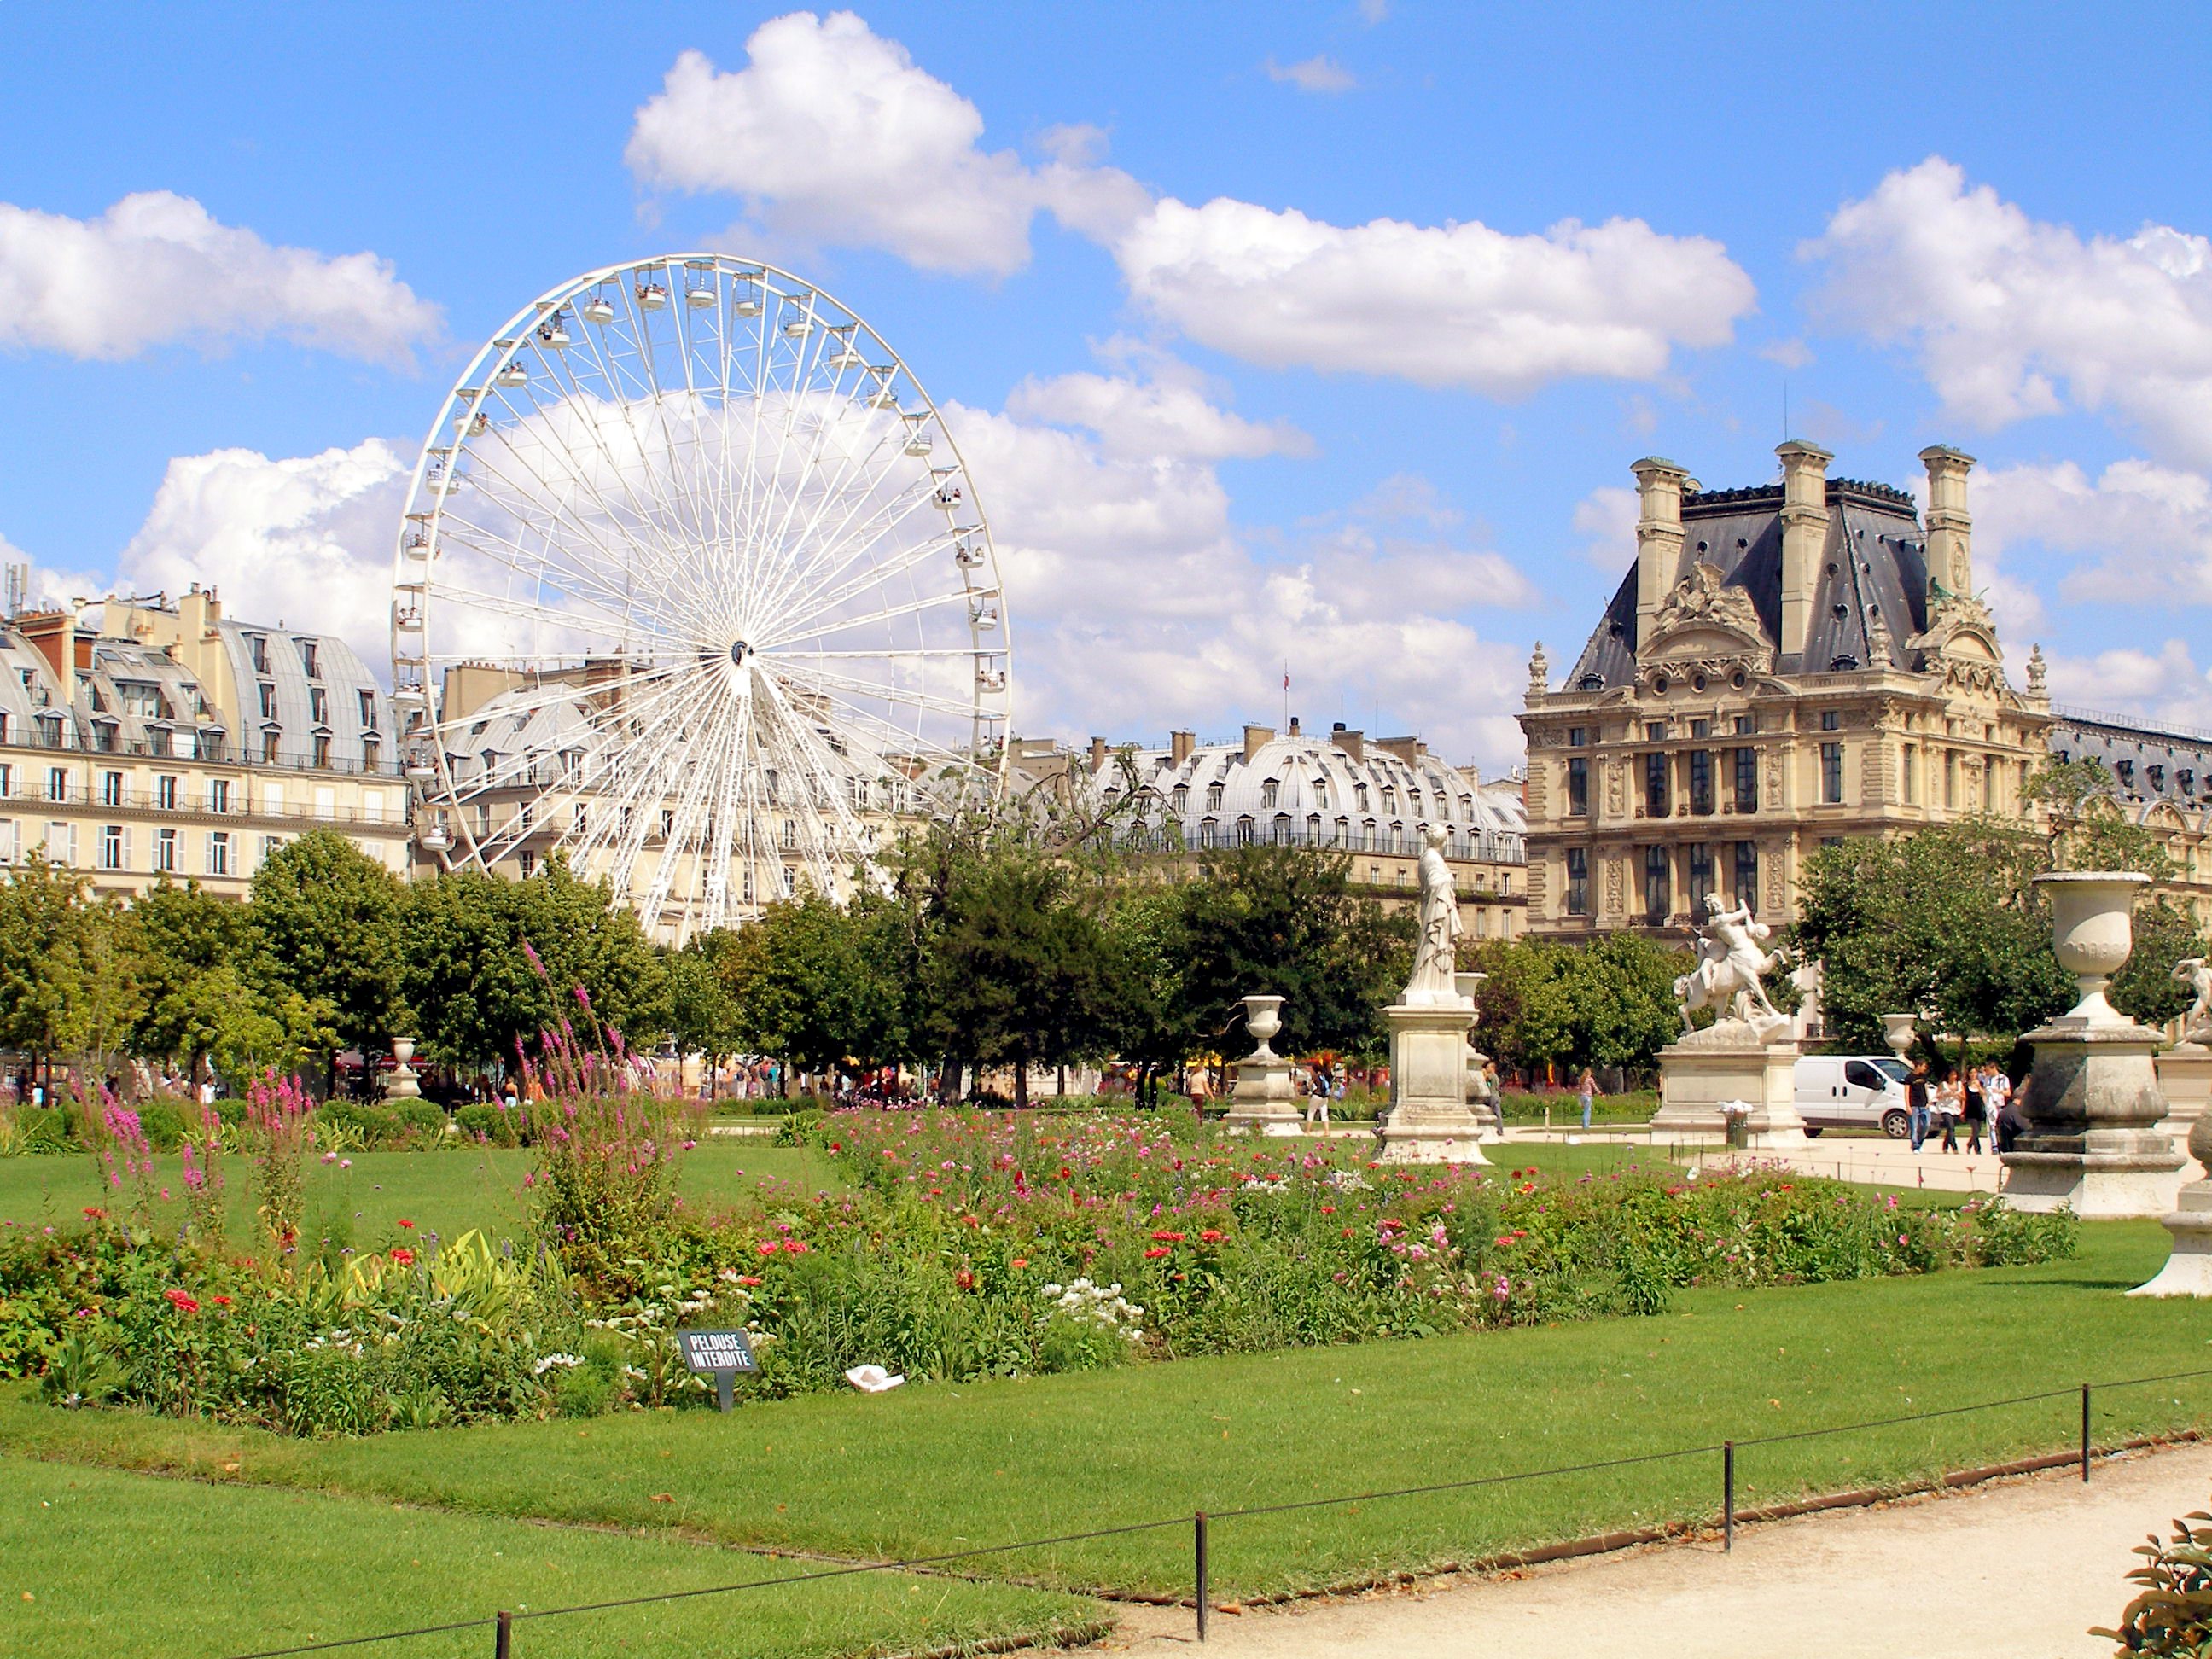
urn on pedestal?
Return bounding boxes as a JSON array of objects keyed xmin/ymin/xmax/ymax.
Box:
[
  {"xmin": 2003, "ymin": 874, "xmax": 2184, "ymax": 1220},
  {"xmin": 381, "ymin": 1036, "xmax": 423, "ymax": 1103},
  {"xmin": 1222, "ymin": 994, "xmax": 1301, "ymax": 1137}
]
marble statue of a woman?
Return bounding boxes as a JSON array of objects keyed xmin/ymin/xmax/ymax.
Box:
[{"xmin": 1402, "ymin": 824, "xmax": 1465, "ymax": 1007}]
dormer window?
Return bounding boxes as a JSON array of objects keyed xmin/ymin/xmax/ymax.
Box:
[
  {"xmin": 2116, "ymin": 760, "xmax": 2136, "ymax": 788},
  {"xmin": 1355, "ymin": 783, "xmax": 1370, "ymax": 812},
  {"xmin": 1260, "ymin": 777, "xmax": 1279, "ymax": 809},
  {"xmin": 2149, "ymin": 765, "xmax": 2166, "ymax": 791},
  {"xmin": 249, "ymin": 635, "xmax": 269, "ymax": 674},
  {"xmin": 300, "ymin": 641, "xmax": 320, "ymax": 679},
  {"xmin": 1312, "ymin": 777, "xmax": 1329, "ymax": 810},
  {"xmin": 258, "ymin": 682, "xmax": 276, "ymax": 719},
  {"xmin": 1382, "ymin": 787, "xmax": 1397, "ymax": 815},
  {"xmin": 1173, "ymin": 785, "xmax": 1189, "ymax": 813},
  {"xmin": 1207, "ymin": 782, "xmax": 1224, "ymax": 812}
]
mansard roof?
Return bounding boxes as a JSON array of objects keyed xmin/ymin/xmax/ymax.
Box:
[{"xmin": 1564, "ymin": 477, "xmax": 1930, "ymax": 692}]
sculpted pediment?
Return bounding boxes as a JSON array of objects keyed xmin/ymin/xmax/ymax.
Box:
[{"xmin": 1644, "ymin": 562, "xmax": 1770, "ymax": 661}]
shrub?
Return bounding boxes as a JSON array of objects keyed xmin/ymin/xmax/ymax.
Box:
[
  {"xmin": 2093, "ymin": 1505, "xmax": 2212, "ymax": 1655},
  {"xmin": 456, "ymin": 1102, "xmax": 525, "ymax": 1146}
]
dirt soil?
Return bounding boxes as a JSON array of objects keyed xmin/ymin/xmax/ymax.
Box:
[{"xmin": 1094, "ymin": 1441, "xmax": 2212, "ymax": 1659}]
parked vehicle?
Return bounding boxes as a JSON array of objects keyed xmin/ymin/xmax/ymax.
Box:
[{"xmin": 1794, "ymin": 1054, "xmax": 1912, "ymax": 1138}]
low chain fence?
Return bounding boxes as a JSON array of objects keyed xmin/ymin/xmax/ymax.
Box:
[{"xmin": 224, "ymin": 1365, "xmax": 2212, "ymax": 1658}]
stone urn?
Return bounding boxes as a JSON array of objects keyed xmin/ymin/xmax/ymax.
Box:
[
  {"xmin": 382, "ymin": 1035, "xmax": 423, "ymax": 1102},
  {"xmin": 1880, "ymin": 1013, "xmax": 1916, "ymax": 1060},
  {"xmin": 2034, "ymin": 871, "xmax": 2150, "ymax": 1025},
  {"xmin": 1453, "ymin": 971, "xmax": 1487, "ymax": 1014},
  {"xmin": 1241, "ymin": 994, "xmax": 1285, "ymax": 1061}
]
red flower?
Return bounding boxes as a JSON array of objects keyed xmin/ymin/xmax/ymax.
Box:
[
  {"xmin": 164, "ymin": 1289, "xmax": 201, "ymax": 1314},
  {"xmin": 1010, "ymin": 1257, "xmax": 1029, "ymax": 1269},
  {"xmin": 1058, "ymin": 1166, "xmax": 1073, "ymax": 1180},
  {"xmin": 1198, "ymin": 1230, "xmax": 1225, "ymax": 1244},
  {"xmin": 389, "ymin": 1246, "xmax": 416, "ymax": 1266},
  {"xmin": 954, "ymin": 1269, "xmax": 977, "ymax": 1291},
  {"xmin": 397, "ymin": 1218, "xmax": 416, "ymax": 1229},
  {"xmin": 827, "ymin": 1142, "xmax": 841, "ymax": 1153},
  {"xmin": 210, "ymin": 1295, "xmax": 233, "ymax": 1307},
  {"xmin": 1321, "ymin": 1205, "xmax": 1336, "ymax": 1214},
  {"xmin": 82, "ymin": 1206, "xmax": 107, "ymax": 1220},
  {"xmin": 1150, "ymin": 1230, "xmax": 1186, "ymax": 1243},
  {"xmin": 1143, "ymin": 1246, "xmax": 1171, "ymax": 1259},
  {"xmin": 782, "ymin": 1239, "xmax": 808, "ymax": 1254},
  {"xmin": 738, "ymin": 1275, "xmax": 763, "ymax": 1287},
  {"xmin": 755, "ymin": 1241, "xmax": 779, "ymax": 1256}
]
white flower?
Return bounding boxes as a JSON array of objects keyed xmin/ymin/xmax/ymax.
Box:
[
  {"xmin": 845, "ymin": 1365, "xmax": 905, "ymax": 1394},
  {"xmin": 533, "ymin": 1353, "xmax": 585, "ymax": 1376}
]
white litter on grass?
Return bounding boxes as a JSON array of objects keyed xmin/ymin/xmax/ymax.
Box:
[{"xmin": 845, "ymin": 1365, "xmax": 905, "ymax": 1394}]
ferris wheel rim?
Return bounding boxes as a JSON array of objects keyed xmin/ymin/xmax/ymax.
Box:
[{"xmin": 388, "ymin": 252, "xmax": 1013, "ymax": 934}]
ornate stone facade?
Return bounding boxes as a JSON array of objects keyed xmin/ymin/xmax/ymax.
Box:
[{"xmin": 1520, "ymin": 442, "xmax": 2052, "ymax": 937}]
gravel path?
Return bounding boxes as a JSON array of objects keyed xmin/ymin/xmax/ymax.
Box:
[{"xmin": 1101, "ymin": 1442, "xmax": 2212, "ymax": 1659}]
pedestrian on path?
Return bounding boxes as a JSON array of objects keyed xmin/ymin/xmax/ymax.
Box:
[
  {"xmin": 1304, "ymin": 1064, "xmax": 1331, "ymax": 1129},
  {"xmin": 1936, "ymin": 1068, "xmax": 1961, "ymax": 1154},
  {"xmin": 1907, "ymin": 1060, "xmax": 1930, "ymax": 1151},
  {"xmin": 1576, "ymin": 1066, "xmax": 1598, "ymax": 1131},
  {"xmin": 1962, "ymin": 1066, "xmax": 1987, "ymax": 1155}
]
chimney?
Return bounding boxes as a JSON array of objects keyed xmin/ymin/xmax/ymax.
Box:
[
  {"xmin": 1088, "ymin": 736, "xmax": 1108, "ymax": 772},
  {"xmin": 1169, "ymin": 729, "xmax": 1196, "ymax": 767},
  {"xmin": 1920, "ymin": 445, "xmax": 1975, "ymax": 601},
  {"xmin": 1242, "ymin": 723, "xmax": 1274, "ymax": 763},
  {"xmin": 1776, "ymin": 439, "xmax": 1834, "ymax": 661},
  {"xmin": 1632, "ymin": 457, "xmax": 1693, "ymax": 642},
  {"xmin": 16, "ymin": 611, "xmax": 73, "ymax": 685},
  {"xmin": 1288, "ymin": 714, "xmax": 1301, "ymax": 737},
  {"xmin": 1330, "ymin": 723, "xmax": 1365, "ymax": 764},
  {"xmin": 1376, "ymin": 736, "xmax": 1422, "ymax": 765}
]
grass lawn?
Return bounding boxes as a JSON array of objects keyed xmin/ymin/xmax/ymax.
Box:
[
  {"xmin": 9, "ymin": 1220, "xmax": 2206, "ymax": 1606},
  {"xmin": 0, "ymin": 1455, "xmax": 1101, "ymax": 1659},
  {"xmin": 0, "ymin": 1143, "xmax": 842, "ymax": 1244}
]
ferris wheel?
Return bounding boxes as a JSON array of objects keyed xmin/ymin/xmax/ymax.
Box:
[{"xmin": 388, "ymin": 255, "xmax": 1011, "ymax": 940}]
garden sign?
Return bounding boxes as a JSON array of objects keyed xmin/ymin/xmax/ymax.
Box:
[{"xmin": 678, "ymin": 1328, "xmax": 757, "ymax": 1413}]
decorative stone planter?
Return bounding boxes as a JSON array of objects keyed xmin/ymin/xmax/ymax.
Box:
[
  {"xmin": 2003, "ymin": 873, "xmax": 2184, "ymax": 1219},
  {"xmin": 1223, "ymin": 994, "xmax": 1301, "ymax": 1137},
  {"xmin": 1880, "ymin": 1012, "xmax": 1916, "ymax": 1061},
  {"xmin": 1455, "ymin": 971, "xmax": 1501, "ymax": 1142},
  {"xmin": 382, "ymin": 1035, "xmax": 423, "ymax": 1103},
  {"xmin": 2132, "ymin": 1114, "xmax": 2212, "ymax": 1297}
]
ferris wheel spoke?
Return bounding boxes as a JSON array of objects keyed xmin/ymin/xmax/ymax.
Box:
[
  {"xmin": 765, "ymin": 582, "xmax": 975, "ymax": 651},
  {"xmin": 748, "ymin": 408, "xmax": 918, "ymax": 623},
  {"xmin": 762, "ymin": 476, "xmax": 948, "ymax": 634},
  {"xmin": 765, "ymin": 655, "xmax": 980, "ymax": 724}
]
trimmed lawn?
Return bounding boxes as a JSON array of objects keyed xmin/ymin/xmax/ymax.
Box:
[
  {"xmin": 0, "ymin": 1453, "xmax": 1103, "ymax": 1659},
  {"xmin": 8, "ymin": 1220, "xmax": 2205, "ymax": 1603},
  {"xmin": 0, "ymin": 1143, "xmax": 842, "ymax": 1244}
]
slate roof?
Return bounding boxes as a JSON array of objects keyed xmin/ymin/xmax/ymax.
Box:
[{"xmin": 1564, "ymin": 479, "xmax": 1930, "ymax": 690}]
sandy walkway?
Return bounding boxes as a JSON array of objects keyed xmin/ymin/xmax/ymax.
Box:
[{"xmin": 1104, "ymin": 1442, "xmax": 2212, "ymax": 1659}]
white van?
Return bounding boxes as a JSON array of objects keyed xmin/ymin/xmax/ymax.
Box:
[{"xmin": 1794, "ymin": 1054, "xmax": 1912, "ymax": 1138}]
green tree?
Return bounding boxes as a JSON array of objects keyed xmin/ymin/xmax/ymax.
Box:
[
  {"xmin": 0, "ymin": 858, "xmax": 144, "ymax": 1083},
  {"xmin": 1464, "ymin": 932, "xmax": 1690, "ymax": 1078},
  {"xmin": 1096, "ymin": 886, "xmax": 1202, "ymax": 1103},
  {"xmin": 251, "ymin": 831, "xmax": 405, "ymax": 1066},
  {"xmin": 1174, "ymin": 845, "xmax": 1413, "ymax": 1063}
]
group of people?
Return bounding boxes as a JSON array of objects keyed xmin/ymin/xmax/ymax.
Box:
[{"xmin": 1905, "ymin": 1061, "xmax": 2023, "ymax": 1155}]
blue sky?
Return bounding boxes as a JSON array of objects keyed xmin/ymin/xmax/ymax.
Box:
[{"xmin": 4, "ymin": 1, "xmax": 2210, "ymax": 771}]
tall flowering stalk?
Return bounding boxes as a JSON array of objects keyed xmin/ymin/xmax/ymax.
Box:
[
  {"xmin": 180, "ymin": 1096, "xmax": 227, "ymax": 1257},
  {"xmin": 86, "ymin": 1085, "xmax": 158, "ymax": 1226},
  {"xmin": 247, "ymin": 1071, "xmax": 312, "ymax": 1253},
  {"xmin": 515, "ymin": 952, "xmax": 700, "ymax": 1293}
]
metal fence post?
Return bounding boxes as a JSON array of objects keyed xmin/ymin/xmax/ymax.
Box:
[
  {"xmin": 1722, "ymin": 1441, "xmax": 1735, "ymax": 1551},
  {"xmin": 1194, "ymin": 1511, "xmax": 1210, "ymax": 1643},
  {"xmin": 2081, "ymin": 1382, "xmax": 2093, "ymax": 1482},
  {"xmin": 495, "ymin": 1610, "xmax": 513, "ymax": 1659}
]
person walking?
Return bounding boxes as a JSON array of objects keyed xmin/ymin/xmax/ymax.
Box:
[
  {"xmin": 1303, "ymin": 1064, "xmax": 1332, "ymax": 1130},
  {"xmin": 1906, "ymin": 1060, "xmax": 1930, "ymax": 1151},
  {"xmin": 1936, "ymin": 1068, "xmax": 1961, "ymax": 1153},
  {"xmin": 1575, "ymin": 1066, "xmax": 1598, "ymax": 1132},
  {"xmin": 1962, "ymin": 1064, "xmax": 1987, "ymax": 1155}
]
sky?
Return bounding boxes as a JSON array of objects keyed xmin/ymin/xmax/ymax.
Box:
[{"xmin": 3, "ymin": 1, "xmax": 2211, "ymax": 775}]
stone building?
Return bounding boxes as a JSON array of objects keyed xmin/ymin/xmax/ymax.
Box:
[
  {"xmin": 1519, "ymin": 441, "xmax": 2055, "ymax": 935},
  {"xmin": 1014, "ymin": 719, "xmax": 1531, "ymax": 941},
  {"xmin": 0, "ymin": 587, "xmax": 414, "ymax": 899}
]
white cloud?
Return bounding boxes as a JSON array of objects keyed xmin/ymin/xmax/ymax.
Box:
[
  {"xmin": 1357, "ymin": 0, "xmax": 1390, "ymax": 21},
  {"xmin": 1976, "ymin": 457, "xmax": 2212, "ymax": 609},
  {"xmin": 0, "ymin": 528, "xmax": 105, "ymax": 616},
  {"xmin": 1805, "ymin": 157, "xmax": 2212, "ymax": 463},
  {"xmin": 114, "ymin": 439, "xmax": 414, "ymax": 672},
  {"xmin": 1005, "ymin": 367, "xmax": 1312, "ymax": 461},
  {"xmin": 0, "ymin": 192, "xmax": 439, "ymax": 365},
  {"xmin": 1570, "ymin": 484, "xmax": 1638, "ymax": 571},
  {"xmin": 949, "ymin": 386, "xmax": 1531, "ymax": 764},
  {"xmin": 625, "ymin": 15, "xmax": 1145, "ymax": 276},
  {"xmin": 629, "ymin": 15, "xmax": 1754, "ymax": 398},
  {"xmin": 2040, "ymin": 638, "xmax": 2211, "ymax": 730},
  {"xmin": 1265, "ymin": 55, "xmax": 1358, "ymax": 94},
  {"xmin": 1114, "ymin": 196, "xmax": 1755, "ymax": 396},
  {"xmin": 1760, "ymin": 336, "xmax": 1813, "ymax": 370}
]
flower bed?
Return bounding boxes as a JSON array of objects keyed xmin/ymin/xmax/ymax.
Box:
[{"xmin": 0, "ymin": 1105, "xmax": 2074, "ymax": 1435}]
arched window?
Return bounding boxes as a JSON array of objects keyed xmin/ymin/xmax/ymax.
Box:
[
  {"xmin": 1312, "ymin": 777, "xmax": 1330, "ymax": 809},
  {"xmin": 1272, "ymin": 814, "xmax": 1292, "ymax": 846},
  {"xmin": 1260, "ymin": 777, "xmax": 1279, "ymax": 809},
  {"xmin": 1389, "ymin": 821, "xmax": 1405, "ymax": 853},
  {"xmin": 1207, "ymin": 782, "xmax": 1225, "ymax": 812},
  {"xmin": 1236, "ymin": 815, "xmax": 1256, "ymax": 847},
  {"xmin": 1334, "ymin": 815, "xmax": 1349, "ymax": 847},
  {"xmin": 1200, "ymin": 817, "xmax": 1219, "ymax": 848},
  {"xmin": 1307, "ymin": 812, "xmax": 1322, "ymax": 843},
  {"xmin": 1361, "ymin": 818, "xmax": 1377, "ymax": 850},
  {"xmin": 1173, "ymin": 785, "xmax": 1189, "ymax": 813}
]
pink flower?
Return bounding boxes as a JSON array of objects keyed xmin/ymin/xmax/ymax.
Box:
[{"xmin": 164, "ymin": 1289, "xmax": 201, "ymax": 1314}]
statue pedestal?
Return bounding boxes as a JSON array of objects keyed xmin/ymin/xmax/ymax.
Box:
[
  {"xmin": 1650, "ymin": 1021, "xmax": 1807, "ymax": 1149},
  {"xmin": 2155, "ymin": 1040, "xmax": 2212, "ymax": 1144},
  {"xmin": 2002, "ymin": 1016, "xmax": 2184, "ymax": 1219},
  {"xmin": 2133, "ymin": 1115, "xmax": 2212, "ymax": 1297},
  {"xmin": 1374, "ymin": 1002, "xmax": 1490, "ymax": 1164},
  {"xmin": 1222, "ymin": 1058, "xmax": 1301, "ymax": 1137}
]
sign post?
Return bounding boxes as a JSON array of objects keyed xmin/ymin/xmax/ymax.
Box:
[{"xmin": 677, "ymin": 1329, "xmax": 758, "ymax": 1412}]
